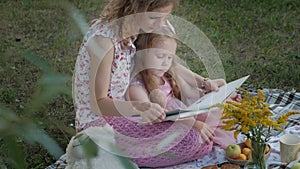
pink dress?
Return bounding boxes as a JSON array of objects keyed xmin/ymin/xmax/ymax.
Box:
[
  {"xmin": 73, "ymin": 19, "xmax": 233, "ymax": 168},
  {"xmin": 129, "ymin": 76, "xmax": 187, "ymax": 111},
  {"xmin": 129, "ymin": 76, "xmax": 236, "ymax": 149}
]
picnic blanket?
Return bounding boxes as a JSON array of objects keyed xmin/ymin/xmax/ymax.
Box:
[{"xmin": 46, "ymin": 88, "xmax": 300, "ymax": 169}]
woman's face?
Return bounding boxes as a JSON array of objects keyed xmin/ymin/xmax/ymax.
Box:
[
  {"xmin": 138, "ymin": 5, "xmax": 173, "ymax": 33},
  {"xmin": 143, "ymin": 38, "xmax": 177, "ymax": 78}
]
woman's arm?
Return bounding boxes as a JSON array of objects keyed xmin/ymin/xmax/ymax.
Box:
[
  {"xmin": 175, "ymin": 63, "xmax": 225, "ymax": 91},
  {"xmin": 172, "ymin": 63, "xmax": 226, "ymax": 104},
  {"xmin": 87, "ymin": 35, "xmax": 165, "ymax": 122},
  {"xmin": 174, "ymin": 64, "xmax": 241, "ymax": 105}
]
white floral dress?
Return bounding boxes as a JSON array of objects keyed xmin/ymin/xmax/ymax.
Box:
[{"xmin": 73, "ymin": 19, "xmax": 135, "ymax": 131}]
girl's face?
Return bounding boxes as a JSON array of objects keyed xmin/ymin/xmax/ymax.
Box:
[
  {"xmin": 138, "ymin": 5, "xmax": 173, "ymax": 33},
  {"xmin": 143, "ymin": 38, "xmax": 177, "ymax": 78}
]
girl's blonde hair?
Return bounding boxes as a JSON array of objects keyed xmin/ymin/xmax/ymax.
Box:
[{"xmin": 135, "ymin": 26, "xmax": 181, "ymax": 100}]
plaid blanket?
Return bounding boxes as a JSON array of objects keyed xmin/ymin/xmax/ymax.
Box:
[
  {"xmin": 45, "ymin": 88, "xmax": 300, "ymax": 169},
  {"xmin": 263, "ymin": 88, "xmax": 300, "ymax": 129}
]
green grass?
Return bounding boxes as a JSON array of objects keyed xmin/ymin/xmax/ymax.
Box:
[
  {"xmin": 175, "ymin": 0, "xmax": 300, "ymax": 89},
  {"xmin": 0, "ymin": 0, "xmax": 299, "ymax": 168}
]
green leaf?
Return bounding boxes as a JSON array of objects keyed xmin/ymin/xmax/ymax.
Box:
[
  {"xmin": 80, "ymin": 136, "xmax": 99, "ymax": 158},
  {"xmin": 3, "ymin": 136, "xmax": 27, "ymax": 169},
  {"xmin": 0, "ymin": 105, "xmax": 64, "ymax": 159},
  {"xmin": 23, "ymin": 52, "xmax": 55, "ymax": 74},
  {"xmin": 24, "ymin": 74, "xmax": 71, "ymax": 114},
  {"xmin": 16, "ymin": 125, "xmax": 64, "ymax": 158}
]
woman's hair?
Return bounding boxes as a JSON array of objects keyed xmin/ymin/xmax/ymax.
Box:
[
  {"xmin": 134, "ymin": 26, "xmax": 181, "ymax": 100},
  {"xmin": 98, "ymin": 0, "xmax": 179, "ymax": 49},
  {"xmin": 100, "ymin": 0, "xmax": 179, "ymax": 21}
]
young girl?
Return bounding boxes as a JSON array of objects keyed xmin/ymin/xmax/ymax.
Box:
[
  {"xmin": 127, "ymin": 26, "xmax": 186, "ymax": 112},
  {"xmin": 126, "ymin": 26, "xmax": 236, "ymax": 149}
]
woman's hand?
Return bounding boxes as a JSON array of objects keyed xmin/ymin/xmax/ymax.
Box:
[
  {"xmin": 133, "ymin": 101, "xmax": 166, "ymax": 125},
  {"xmin": 202, "ymin": 79, "xmax": 242, "ymax": 102},
  {"xmin": 228, "ymin": 92, "xmax": 242, "ymax": 102},
  {"xmin": 193, "ymin": 120, "xmax": 215, "ymax": 143},
  {"xmin": 202, "ymin": 78, "xmax": 226, "ymax": 93}
]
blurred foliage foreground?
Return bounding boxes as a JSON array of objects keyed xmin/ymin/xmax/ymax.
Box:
[{"xmin": 0, "ymin": 54, "xmax": 70, "ymax": 168}]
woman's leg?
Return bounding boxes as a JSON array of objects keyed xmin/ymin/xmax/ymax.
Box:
[{"xmin": 103, "ymin": 117, "xmax": 213, "ymax": 168}]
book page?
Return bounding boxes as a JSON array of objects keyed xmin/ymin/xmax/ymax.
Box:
[
  {"xmin": 187, "ymin": 75, "xmax": 249, "ymax": 110},
  {"xmin": 164, "ymin": 75, "xmax": 249, "ymax": 120}
]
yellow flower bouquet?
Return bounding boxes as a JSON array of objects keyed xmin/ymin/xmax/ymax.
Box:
[
  {"xmin": 214, "ymin": 88, "xmax": 300, "ymax": 169},
  {"xmin": 218, "ymin": 88, "xmax": 299, "ymax": 142}
]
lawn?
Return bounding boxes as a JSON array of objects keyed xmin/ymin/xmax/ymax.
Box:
[{"xmin": 0, "ymin": 0, "xmax": 299, "ymax": 168}]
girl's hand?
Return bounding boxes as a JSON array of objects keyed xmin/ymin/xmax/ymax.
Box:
[
  {"xmin": 134, "ymin": 102, "xmax": 166, "ymax": 125},
  {"xmin": 193, "ymin": 120, "xmax": 215, "ymax": 143},
  {"xmin": 149, "ymin": 89, "xmax": 167, "ymax": 108}
]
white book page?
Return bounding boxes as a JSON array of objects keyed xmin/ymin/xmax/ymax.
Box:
[
  {"xmin": 187, "ymin": 75, "xmax": 249, "ymax": 111},
  {"xmin": 163, "ymin": 75, "xmax": 249, "ymax": 121}
]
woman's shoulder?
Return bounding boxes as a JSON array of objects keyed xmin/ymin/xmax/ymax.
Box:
[
  {"xmin": 87, "ymin": 34, "xmax": 114, "ymax": 51},
  {"xmin": 85, "ymin": 19, "xmax": 117, "ymax": 44}
]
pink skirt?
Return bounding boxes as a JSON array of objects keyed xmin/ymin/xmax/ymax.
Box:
[{"xmin": 83, "ymin": 116, "xmax": 214, "ymax": 168}]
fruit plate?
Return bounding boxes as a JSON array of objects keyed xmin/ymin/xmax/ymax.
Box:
[{"xmin": 225, "ymin": 143, "xmax": 271, "ymax": 166}]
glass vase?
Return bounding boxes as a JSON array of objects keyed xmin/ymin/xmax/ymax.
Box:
[{"xmin": 244, "ymin": 140, "xmax": 267, "ymax": 169}]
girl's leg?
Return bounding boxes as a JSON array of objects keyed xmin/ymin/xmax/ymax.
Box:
[{"xmin": 196, "ymin": 110, "xmax": 236, "ymax": 149}]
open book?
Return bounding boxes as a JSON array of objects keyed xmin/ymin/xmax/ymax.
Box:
[{"xmin": 164, "ymin": 75, "xmax": 249, "ymax": 121}]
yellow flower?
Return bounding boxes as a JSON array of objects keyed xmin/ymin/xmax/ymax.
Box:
[{"xmin": 213, "ymin": 88, "xmax": 300, "ymax": 143}]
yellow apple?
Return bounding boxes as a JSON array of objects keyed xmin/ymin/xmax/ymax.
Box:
[
  {"xmin": 226, "ymin": 144, "xmax": 241, "ymax": 159},
  {"xmin": 291, "ymin": 162, "xmax": 300, "ymax": 169},
  {"xmin": 242, "ymin": 147, "xmax": 251, "ymax": 159},
  {"xmin": 235, "ymin": 153, "xmax": 247, "ymax": 160},
  {"xmin": 264, "ymin": 145, "xmax": 270, "ymax": 154}
]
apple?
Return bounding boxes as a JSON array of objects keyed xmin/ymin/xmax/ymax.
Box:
[
  {"xmin": 226, "ymin": 144, "xmax": 241, "ymax": 159},
  {"xmin": 242, "ymin": 147, "xmax": 251, "ymax": 159},
  {"xmin": 264, "ymin": 145, "xmax": 270, "ymax": 154},
  {"xmin": 291, "ymin": 163, "xmax": 300, "ymax": 169},
  {"xmin": 235, "ymin": 153, "xmax": 247, "ymax": 160}
]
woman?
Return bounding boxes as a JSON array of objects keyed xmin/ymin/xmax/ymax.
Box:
[{"xmin": 71, "ymin": 0, "xmax": 231, "ymax": 167}]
